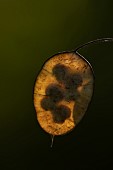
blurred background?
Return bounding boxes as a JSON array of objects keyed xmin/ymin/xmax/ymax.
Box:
[{"xmin": 0, "ymin": 0, "xmax": 113, "ymax": 169}]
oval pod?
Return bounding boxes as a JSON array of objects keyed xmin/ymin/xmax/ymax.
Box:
[{"xmin": 34, "ymin": 38, "xmax": 113, "ymax": 136}]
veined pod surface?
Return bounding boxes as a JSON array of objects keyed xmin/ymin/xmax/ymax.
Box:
[{"xmin": 34, "ymin": 51, "xmax": 94, "ymax": 135}]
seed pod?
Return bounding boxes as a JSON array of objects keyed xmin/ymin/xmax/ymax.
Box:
[{"xmin": 34, "ymin": 38, "xmax": 113, "ymax": 136}]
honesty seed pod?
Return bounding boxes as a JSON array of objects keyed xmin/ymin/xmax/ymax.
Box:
[{"xmin": 34, "ymin": 38, "xmax": 113, "ymax": 147}]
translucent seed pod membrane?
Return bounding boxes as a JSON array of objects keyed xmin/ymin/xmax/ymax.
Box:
[{"xmin": 34, "ymin": 52, "xmax": 94, "ymax": 136}]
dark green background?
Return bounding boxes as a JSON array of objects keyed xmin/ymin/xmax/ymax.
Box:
[{"xmin": 0, "ymin": 0, "xmax": 113, "ymax": 169}]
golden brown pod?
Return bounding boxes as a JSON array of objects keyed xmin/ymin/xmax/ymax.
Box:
[
  {"xmin": 34, "ymin": 38, "xmax": 113, "ymax": 136},
  {"xmin": 34, "ymin": 51, "xmax": 94, "ymax": 135}
]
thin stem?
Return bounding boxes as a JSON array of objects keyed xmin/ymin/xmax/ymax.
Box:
[
  {"xmin": 75, "ymin": 38, "xmax": 113, "ymax": 52},
  {"xmin": 50, "ymin": 135, "xmax": 55, "ymax": 148}
]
